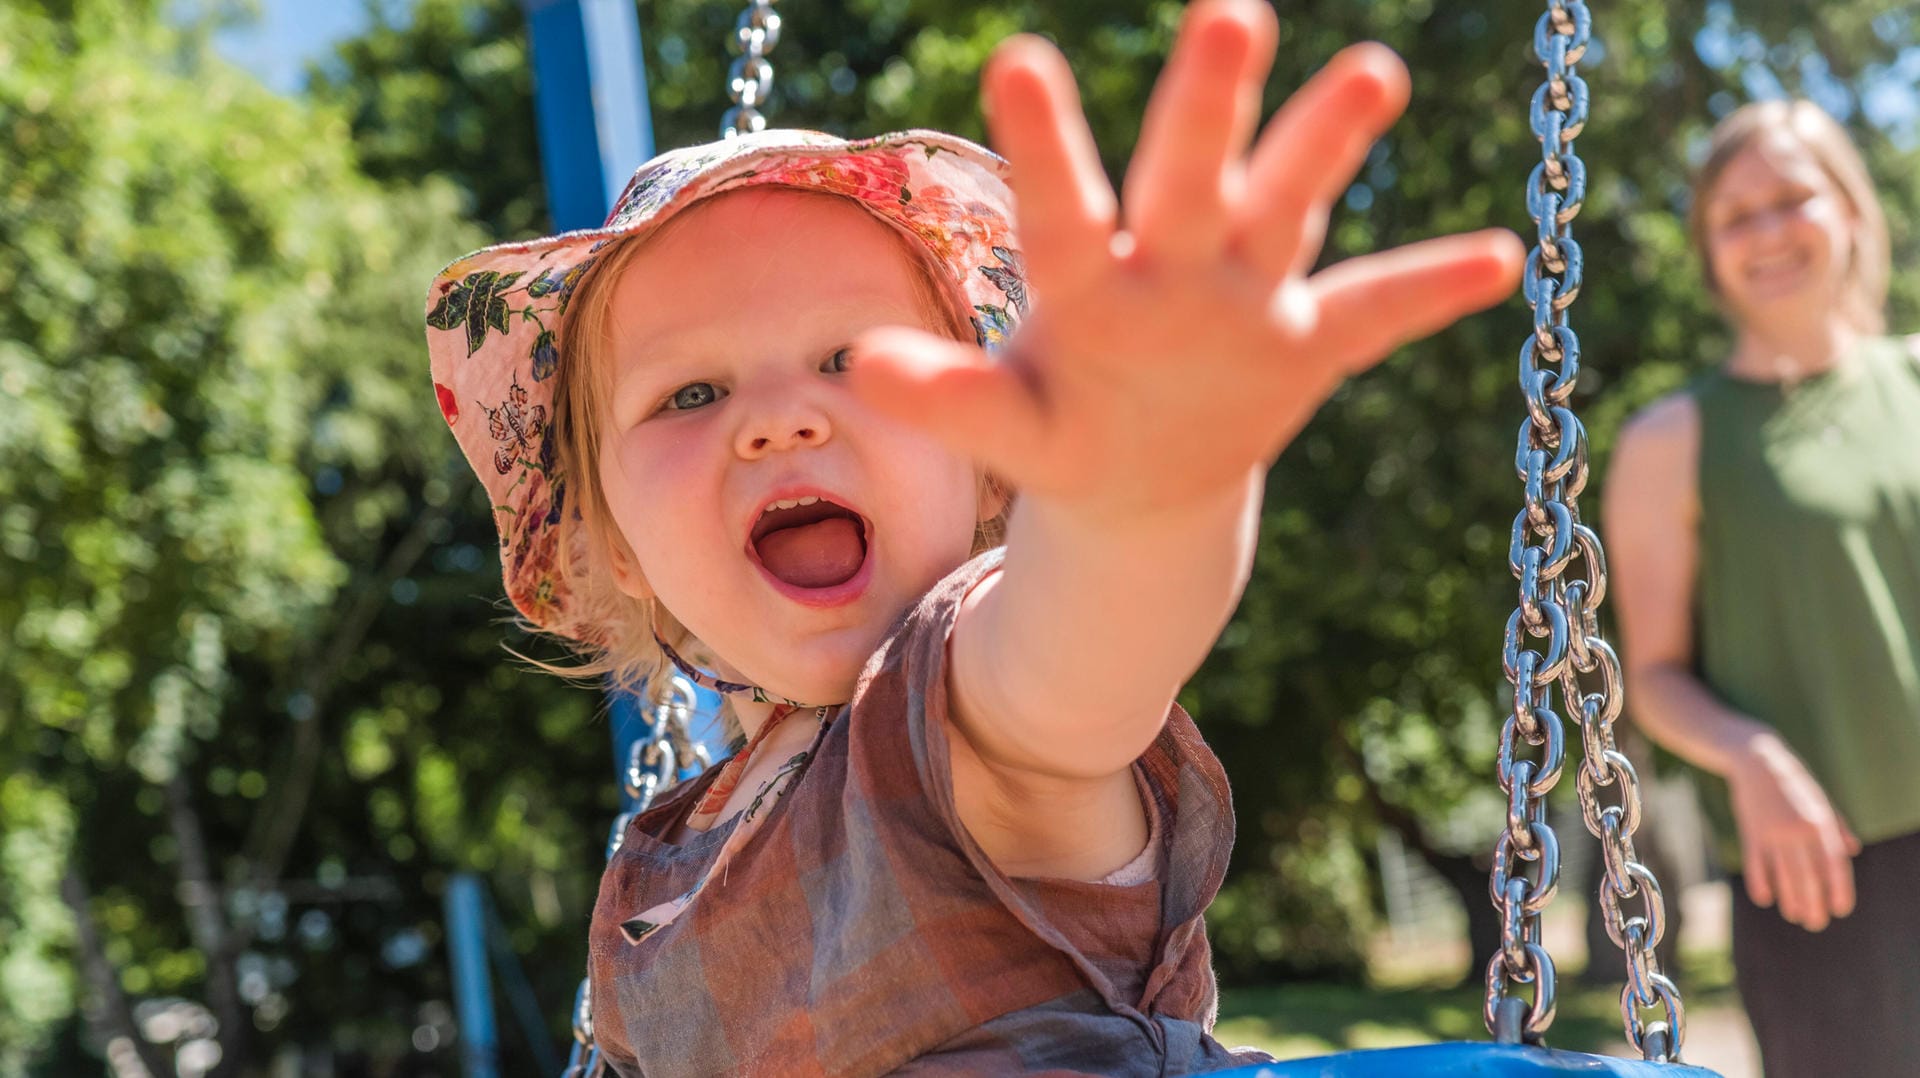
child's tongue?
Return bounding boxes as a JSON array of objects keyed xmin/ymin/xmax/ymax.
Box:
[{"xmin": 755, "ymin": 517, "xmax": 864, "ymax": 589}]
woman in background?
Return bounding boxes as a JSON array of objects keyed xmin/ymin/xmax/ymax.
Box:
[{"xmin": 1606, "ymin": 100, "xmax": 1920, "ymax": 1077}]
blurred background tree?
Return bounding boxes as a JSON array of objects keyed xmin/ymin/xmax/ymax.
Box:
[
  {"xmin": 6, "ymin": 0, "xmax": 1916, "ymax": 1073},
  {"xmin": 3, "ymin": 2, "xmax": 607, "ymax": 1073}
]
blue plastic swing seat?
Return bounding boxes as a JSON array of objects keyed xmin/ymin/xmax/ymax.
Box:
[{"xmin": 1215, "ymin": 1042, "xmax": 1723, "ymax": 1077}]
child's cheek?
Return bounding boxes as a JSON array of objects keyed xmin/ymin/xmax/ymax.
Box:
[{"xmin": 610, "ymin": 422, "xmax": 730, "ymax": 546}]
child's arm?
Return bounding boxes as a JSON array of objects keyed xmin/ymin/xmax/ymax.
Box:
[{"xmin": 853, "ymin": 1, "xmax": 1521, "ymax": 865}]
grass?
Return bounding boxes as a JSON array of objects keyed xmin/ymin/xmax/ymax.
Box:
[{"xmin": 1215, "ymin": 948, "xmax": 1741, "ymax": 1062}]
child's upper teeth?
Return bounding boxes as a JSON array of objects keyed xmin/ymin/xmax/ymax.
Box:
[{"xmin": 765, "ymin": 495, "xmax": 822, "ymax": 513}]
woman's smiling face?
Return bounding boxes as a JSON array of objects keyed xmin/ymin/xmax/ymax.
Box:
[
  {"xmin": 1701, "ymin": 130, "xmax": 1858, "ymax": 329},
  {"xmin": 591, "ymin": 187, "xmax": 992, "ymax": 704}
]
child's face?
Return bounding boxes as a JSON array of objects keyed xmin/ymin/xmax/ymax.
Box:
[
  {"xmin": 1701, "ymin": 131, "xmax": 1856, "ymax": 330},
  {"xmin": 594, "ymin": 188, "xmax": 992, "ymax": 704}
]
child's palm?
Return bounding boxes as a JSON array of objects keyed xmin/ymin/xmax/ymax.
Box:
[{"xmin": 853, "ymin": 0, "xmax": 1521, "ymax": 519}]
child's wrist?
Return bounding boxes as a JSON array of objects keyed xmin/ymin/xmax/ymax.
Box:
[{"xmin": 1015, "ymin": 468, "xmax": 1263, "ymax": 549}]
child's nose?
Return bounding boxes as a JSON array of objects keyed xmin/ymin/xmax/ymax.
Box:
[{"xmin": 735, "ymin": 398, "xmax": 833, "ymax": 458}]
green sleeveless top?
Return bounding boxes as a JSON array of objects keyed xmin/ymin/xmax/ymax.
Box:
[{"xmin": 1689, "ymin": 336, "xmax": 1920, "ymax": 865}]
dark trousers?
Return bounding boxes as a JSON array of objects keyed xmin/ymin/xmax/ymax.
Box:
[{"xmin": 1731, "ymin": 829, "xmax": 1920, "ymax": 1077}]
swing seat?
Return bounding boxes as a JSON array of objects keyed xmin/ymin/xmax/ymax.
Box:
[{"xmin": 1215, "ymin": 1042, "xmax": 1723, "ymax": 1077}]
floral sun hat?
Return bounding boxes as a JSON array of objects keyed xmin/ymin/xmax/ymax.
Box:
[{"xmin": 425, "ymin": 129, "xmax": 1028, "ymax": 643}]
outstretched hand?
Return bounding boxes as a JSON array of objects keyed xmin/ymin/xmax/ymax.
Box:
[{"xmin": 851, "ymin": 0, "xmax": 1523, "ymax": 520}]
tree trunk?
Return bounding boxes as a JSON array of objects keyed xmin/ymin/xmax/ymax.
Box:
[
  {"xmin": 1333, "ymin": 730, "xmax": 1499, "ymax": 986},
  {"xmin": 240, "ymin": 496, "xmax": 450, "ymax": 917},
  {"xmin": 1429, "ymin": 848, "xmax": 1504, "ymax": 988},
  {"xmin": 167, "ymin": 771, "xmax": 250, "ymax": 1078},
  {"xmin": 62, "ymin": 866, "xmax": 173, "ymax": 1078}
]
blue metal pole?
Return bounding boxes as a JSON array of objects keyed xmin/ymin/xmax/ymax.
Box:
[
  {"xmin": 522, "ymin": 0, "xmax": 733, "ymax": 792},
  {"xmin": 490, "ymin": 5, "xmax": 675, "ymax": 1071},
  {"xmin": 444, "ymin": 874, "xmax": 500, "ymax": 1078},
  {"xmin": 523, "ymin": 0, "xmax": 657, "ymax": 231},
  {"xmin": 481, "ymin": 887, "xmax": 565, "ymax": 1076}
]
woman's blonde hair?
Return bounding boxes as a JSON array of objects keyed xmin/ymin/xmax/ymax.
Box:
[
  {"xmin": 1688, "ymin": 99, "xmax": 1889, "ymax": 334},
  {"xmin": 537, "ymin": 189, "xmax": 1012, "ymax": 705}
]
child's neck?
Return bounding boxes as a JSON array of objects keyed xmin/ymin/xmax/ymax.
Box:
[{"xmin": 732, "ymin": 696, "xmax": 780, "ymax": 741}]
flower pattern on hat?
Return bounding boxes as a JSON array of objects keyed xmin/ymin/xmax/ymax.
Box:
[{"xmin": 425, "ymin": 130, "xmax": 1027, "ymax": 641}]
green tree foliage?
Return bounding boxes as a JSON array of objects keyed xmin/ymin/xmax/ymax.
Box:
[
  {"xmin": 3, "ymin": 2, "xmax": 614, "ymax": 1072},
  {"xmin": 4, "ymin": 1, "xmax": 356, "ymax": 1064},
  {"xmin": 314, "ymin": 0, "xmax": 548, "ymax": 238}
]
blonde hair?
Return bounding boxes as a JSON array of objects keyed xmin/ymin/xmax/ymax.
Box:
[
  {"xmin": 1688, "ymin": 99, "xmax": 1890, "ymax": 334},
  {"xmin": 538, "ymin": 188, "xmax": 1011, "ymax": 704}
]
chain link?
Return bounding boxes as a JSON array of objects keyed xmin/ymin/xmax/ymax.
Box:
[
  {"xmin": 1486, "ymin": 1, "xmax": 1687, "ymax": 1062},
  {"xmin": 721, "ymin": 0, "xmax": 783, "ymax": 138},
  {"xmin": 563, "ymin": 677, "xmax": 703, "ymax": 1078}
]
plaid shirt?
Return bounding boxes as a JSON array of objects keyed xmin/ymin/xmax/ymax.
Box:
[{"xmin": 589, "ymin": 553, "xmax": 1262, "ymax": 1076}]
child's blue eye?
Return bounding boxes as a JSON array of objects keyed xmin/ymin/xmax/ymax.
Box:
[
  {"xmin": 822, "ymin": 348, "xmax": 853, "ymax": 374},
  {"xmin": 669, "ymin": 382, "xmax": 722, "ymax": 410}
]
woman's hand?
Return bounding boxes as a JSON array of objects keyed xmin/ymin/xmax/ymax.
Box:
[
  {"xmin": 1728, "ymin": 732, "xmax": 1862, "ymax": 932},
  {"xmin": 851, "ymin": 0, "xmax": 1522, "ymax": 523}
]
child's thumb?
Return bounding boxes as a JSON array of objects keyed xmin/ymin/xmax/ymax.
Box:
[{"xmin": 849, "ymin": 327, "xmax": 1044, "ymax": 481}]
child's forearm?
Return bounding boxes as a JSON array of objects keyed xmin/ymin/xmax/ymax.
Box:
[{"xmin": 951, "ymin": 467, "xmax": 1264, "ymax": 779}]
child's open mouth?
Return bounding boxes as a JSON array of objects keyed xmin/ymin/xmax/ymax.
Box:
[{"xmin": 748, "ymin": 494, "xmax": 870, "ymax": 592}]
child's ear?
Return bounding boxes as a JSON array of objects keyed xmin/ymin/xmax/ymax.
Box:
[
  {"xmin": 606, "ymin": 536, "xmax": 655, "ymax": 601},
  {"xmin": 976, "ymin": 473, "xmax": 1011, "ymax": 524}
]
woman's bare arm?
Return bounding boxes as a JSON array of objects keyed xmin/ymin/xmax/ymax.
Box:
[{"xmin": 1606, "ymin": 395, "xmax": 1766, "ymax": 769}]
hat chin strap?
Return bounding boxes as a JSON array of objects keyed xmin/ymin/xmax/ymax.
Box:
[{"xmin": 653, "ymin": 631, "xmax": 841, "ymax": 710}]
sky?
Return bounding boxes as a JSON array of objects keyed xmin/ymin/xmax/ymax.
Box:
[
  {"xmin": 209, "ymin": 1, "xmax": 374, "ymax": 96},
  {"xmin": 203, "ymin": 0, "xmax": 1916, "ymax": 150}
]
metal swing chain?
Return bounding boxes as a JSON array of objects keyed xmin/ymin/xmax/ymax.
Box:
[
  {"xmin": 1485, "ymin": 0, "xmax": 1687, "ymax": 1062},
  {"xmin": 562, "ymin": 677, "xmax": 706, "ymax": 1078},
  {"xmin": 721, "ymin": 0, "xmax": 782, "ymax": 138}
]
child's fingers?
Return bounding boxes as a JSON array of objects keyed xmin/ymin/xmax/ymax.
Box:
[
  {"xmin": 983, "ymin": 37, "xmax": 1117, "ymax": 294},
  {"xmin": 1234, "ymin": 44, "xmax": 1409, "ymax": 285},
  {"xmin": 848, "ymin": 327, "xmax": 1047, "ymax": 484},
  {"xmin": 1121, "ymin": 0, "xmax": 1276, "ymax": 264},
  {"xmin": 1299, "ymin": 229, "xmax": 1523, "ymax": 375}
]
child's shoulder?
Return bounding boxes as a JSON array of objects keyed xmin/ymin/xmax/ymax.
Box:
[{"xmin": 852, "ymin": 546, "xmax": 1008, "ymax": 697}]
